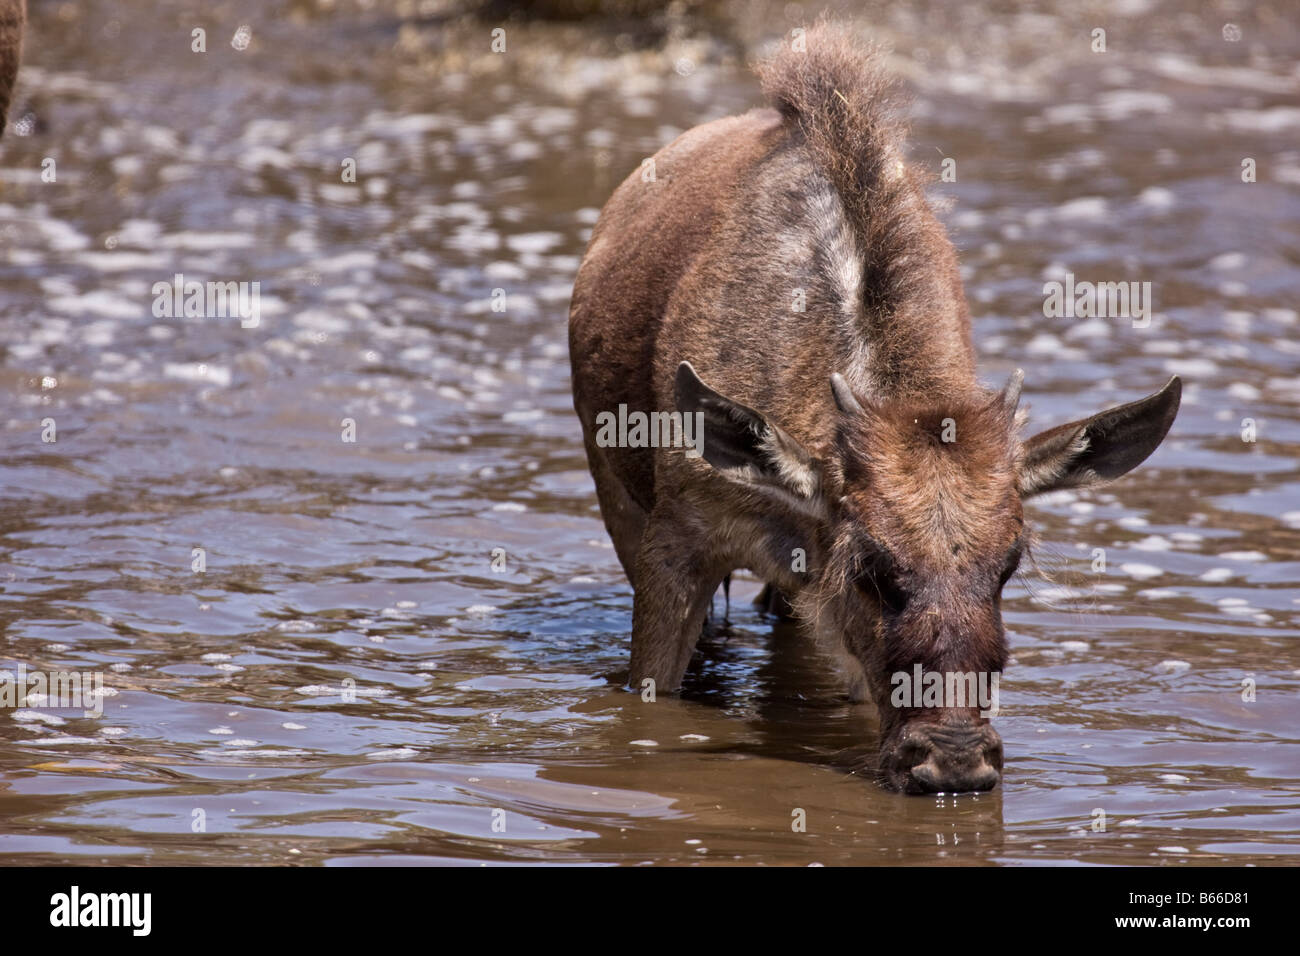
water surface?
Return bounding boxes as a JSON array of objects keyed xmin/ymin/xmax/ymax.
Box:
[{"xmin": 1, "ymin": 0, "xmax": 1298, "ymax": 864}]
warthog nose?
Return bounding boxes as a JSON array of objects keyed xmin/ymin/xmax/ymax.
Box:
[
  {"xmin": 910, "ymin": 755, "xmax": 1000, "ymax": 793},
  {"xmin": 896, "ymin": 726, "xmax": 1003, "ymax": 794}
]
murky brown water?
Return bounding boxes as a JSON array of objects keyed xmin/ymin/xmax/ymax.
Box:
[{"xmin": 1, "ymin": 0, "xmax": 1298, "ymax": 865}]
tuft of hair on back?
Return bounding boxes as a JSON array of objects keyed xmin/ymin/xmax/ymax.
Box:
[{"xmin": 755, "ymin": 20, "xmax": 937, "ymax": 319}]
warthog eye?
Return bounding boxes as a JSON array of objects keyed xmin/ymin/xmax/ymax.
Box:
[{"xmin": 852, "ymin": 542, "xmax": 908, "ymax": 614}]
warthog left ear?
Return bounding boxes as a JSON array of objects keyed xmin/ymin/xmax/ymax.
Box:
[
  {"xmin": 1019, "ymin": 376, "xmax": 1182, "ymax": 498},
  {"xmin": 675, "ymin": 361, "xmax": 820, "ymax": 501}
]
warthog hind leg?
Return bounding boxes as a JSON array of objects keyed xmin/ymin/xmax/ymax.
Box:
[{"xmin": 754, "ymin": 582, "xmax": 796, "ymax": 619}]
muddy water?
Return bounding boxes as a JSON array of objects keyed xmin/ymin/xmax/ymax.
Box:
[{"xmin": 1, "ymin": 0, "xmax": 1298, "ymax": 865}]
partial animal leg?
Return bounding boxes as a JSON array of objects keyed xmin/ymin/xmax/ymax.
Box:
[
  {"xmin": 628, "ymin": 507, "xmax": 725, "ymax": 692},
  {"xmin": 754, "ymin": 582, "xmax": 797, "ymax": 619},
  {"xmin": 583, "ymin": 439, "xmax": 648, "ymax": 588}
]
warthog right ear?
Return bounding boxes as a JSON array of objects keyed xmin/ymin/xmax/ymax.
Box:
[
  {"xmin": 675, "ymin": 361, "xmax": 820, "ymax": 501},
  {"xmin": 1019, "ymin": 376, "xmax": 1182, "ymax": 497}
]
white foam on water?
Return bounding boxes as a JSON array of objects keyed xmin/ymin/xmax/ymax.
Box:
[
  {"xmin": 49, "ymin": 291, "xmax": 138, "ymax": 320},
  {"xmin": 12, "ymin": 711, "xmax": 66, "ymax": 726},
  {"xmin": 1222, "ymin": 605, "xmax": 1259, "ymax": 616},
  {"xmin": 220, "ymin": 748, "xmax": 310, "ymax": 758},
  {"xmin": 1055, "ymin": 197, "xmax": 1108, "ymax": 220},
  {"xmin": 1222, "ymin": 106, "xmax": 1300, "ymax": 132},
  {"xmin": 1209, "ymin": 251, "xmax": 1247, "ymax": 270},
  {"xmin": 1149, "ymin": 53, "xmax": 1295, "ymax": 94},
  {"xmin": 1096, "ymin": 90, "xmax": 1171, "ymax": 119},
  {"xmin": 76, "ymin": 250, "xmax": 170, "ymax": 271},
  {"xmin": 1164, "ymin": 358, "xmax": 1217, "ymax": 377},
  {"xmin": 293, "ymin": 309, "xmax": 349, "ymax": 333},
  {"xmin": 505, "ymin": 232, "xmax": 565, "ymax": 254},
  {"xmin": 1121, "ymin": 563, "xmax": 1163, "ymax": 580},
  {"xmin": 158, "ymin": 231, "xmax": 255, "ymax": 250},
  {"xmin": 34, "ymin": 217, "xmax": 92, "ymax": 251},
  {"xmin": 1137, "ymin": 186, "xmax": 1174, "ymax": 209},
  {"xmin": 163, "ymin": 363, "xmax": 232, "ymax": 386},
  {"xmin": 19, "ymin": 736, "xmax": 99, "ymax": 746},
  {"xmin": 1134, "ymin": 535, "xmax": 1173, "ymax": 551},
  {"xmin": 1064, "ymin": 318, "xmax": 1111, "ymax": 341},
  {"xmin": 366, "ymin": 748, "xmax": 417, "ymax": 759}
]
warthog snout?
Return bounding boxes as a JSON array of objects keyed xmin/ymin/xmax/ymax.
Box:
[{"xmin": 882, "ymin": 722, "xmax": 1003, "ymax": 794}]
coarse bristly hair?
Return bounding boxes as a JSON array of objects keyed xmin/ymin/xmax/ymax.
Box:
[{"xmin": 756, "ymin": 21, "xmax": 937, "ymax": 324}]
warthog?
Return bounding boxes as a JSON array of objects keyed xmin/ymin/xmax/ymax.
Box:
[{"xmin": 568, "ymin": 24, "xmax": 1180, "ymax": 792}]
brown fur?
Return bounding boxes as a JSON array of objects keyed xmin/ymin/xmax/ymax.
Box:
[
  {"xmin": 568, "ymin": 23, "xmax": 1180, "ymax": 792},
  {"xmin": 0, "ymin": 0, "xmax": 24, "ymax": 137},
  {"xmin": 756, "ymin": 28, "xmax": 976, "ymax": 396}
]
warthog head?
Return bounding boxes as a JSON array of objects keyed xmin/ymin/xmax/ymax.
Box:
[{"xmin": 676, "ymin": 362, "xmax": 1181, "ymax": 793}]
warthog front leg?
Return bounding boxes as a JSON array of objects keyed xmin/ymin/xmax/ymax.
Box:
[{"xmin": 628, "ymin": 510, "xmax": 726, "ymax": 693}]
